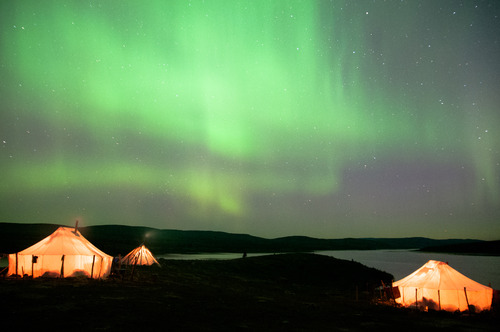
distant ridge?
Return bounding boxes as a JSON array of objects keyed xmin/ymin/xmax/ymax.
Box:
[
  {"xmin": 0, "ymin": 222, "xmax": 489, "ymax": 256},
  {"xmin": 420, "ymin": 240, "xmax": 500, "ymax": 256}
]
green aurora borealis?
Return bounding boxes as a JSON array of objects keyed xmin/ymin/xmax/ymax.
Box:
[{"xmin": 1, "ymin": 1, "xmax": 499, "ymax": 239}]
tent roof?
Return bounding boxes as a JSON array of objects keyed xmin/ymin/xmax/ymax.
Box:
[
  {"xmin": 393, "ymin": 260, "xmax": 492, "ymax": 292},
  {"xmin": 16, "ymin": 226, "xmax": 111, "ymax": 258}
]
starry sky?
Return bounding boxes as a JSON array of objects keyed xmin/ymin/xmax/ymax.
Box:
[{"xmin": 1, "ymin": 1, "xmax": 499, "ymax": 240}]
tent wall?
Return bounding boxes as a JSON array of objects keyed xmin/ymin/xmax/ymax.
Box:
[
  {"xmin": 394, "ymin": 260, "xmax": 493, "ymax": 312},
  {"xmin": 397, "ymin": 286, "xmax": 493, "ymax": 312},
  {"xmin": 8, "ymin": 253, "xmax": 112, "ymax": 278}
]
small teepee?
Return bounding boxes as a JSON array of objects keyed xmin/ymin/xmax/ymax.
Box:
[{"xmin": 121, "ymin": 244, "xmax": 160, "ymax": 267}]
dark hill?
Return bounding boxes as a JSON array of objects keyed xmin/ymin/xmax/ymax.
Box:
[
  {"xmin": 0, "ymin": 222, "xmax": 487, "ymax": 256},
  {"xmin": 162, "ymin": 252, "xmax": 394, "ymax": 291},
  {"xmin": 361, "ymin": 237, "xmax": 484, "ymax": 249},
  {"xmin": 420, "ymin": 240, "xmax": 500, "ymax": 256}
]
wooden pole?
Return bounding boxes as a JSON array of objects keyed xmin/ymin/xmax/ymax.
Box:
[
  {"xmin": 15, "ymin": 252, "xmax": 18, "ymax": 278},
  {"xmin": 464, "ymin": 287, "xmax": 471, "ymax": 313},
  {"xmin": 415, "ymin": 288, "xmax": 418, "ymax": 309},
  {"xmin": 60, "ymin": 255, "xmax": 65, "ymax": 278},
  {"xmin": 91, "ymin": 255, "xmax": 96, "ymax": 279},
  {"xmin": 438, "ymin": 289, "xmax": 441, "ymax": 311}
]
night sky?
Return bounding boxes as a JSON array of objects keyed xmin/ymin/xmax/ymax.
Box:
[{"xmin": 1, "ymin": 1, "xmax": 499, "ymax": 240}]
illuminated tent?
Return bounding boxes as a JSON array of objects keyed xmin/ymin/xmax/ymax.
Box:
[
  {"xmin": 392, "ymin": 260, "xmax": 493, "ymax": 312},
  {"xmin": 121, "ymin": 244, "xmax": 160, "ymax": 266},
  {"xmin": 7, "ymin": 226, "xmax": 113, "ymax": 279}
]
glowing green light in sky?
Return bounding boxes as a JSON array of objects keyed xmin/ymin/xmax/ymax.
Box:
[{"xmin": 1, "ymin": 1, "xmax": 499, "ymax": 239}]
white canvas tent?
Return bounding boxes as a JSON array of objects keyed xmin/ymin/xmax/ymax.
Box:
[
  {"xmin": 7, "ymin": 226, "xmax": 113, "ymax": 279},
  {"xmin": 393, "ymin": 260, "xmax": 493, "ymax": 312},
  {"xmin": 120, "ymin": 244, "xmax": 160, "ymax": 266}
]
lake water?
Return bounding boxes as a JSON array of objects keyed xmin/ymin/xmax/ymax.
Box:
[
  {"xmin": 159, "ymin": 252, "xmax": 265, "ymax": 260},
  {"xmin": 158, "ymin": 250, "xmax": 500, "ymax": 289},
  {"xmin": 316, "ymin": 250, "xmax": 500, "ymax": 288}
]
